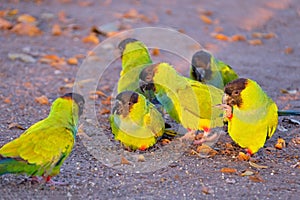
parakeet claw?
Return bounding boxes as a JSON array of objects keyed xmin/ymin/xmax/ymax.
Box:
[
  {"xmin": 179, "ymin": 130, "xmax": 196, "ymax": 142},
  {"xmin": 193, "ymin": 131, "xmax": 218, "ymax": 145},
  {"xmin": 216, "ymin": 104, "xmax": 232, "ymax": 119}
]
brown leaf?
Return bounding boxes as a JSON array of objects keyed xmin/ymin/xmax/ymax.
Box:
[
  {"xmin": 201, "ymin": 186, "xmax": 211, "ymax": 195},
  {"xmin": 196, "ymin": 144, "xmax": 218, "ymax": 157},
  {"xmin": 249, "ymin": 175, "xmax": 265, "ymax": 182},
  {"xmin": 220, "ymin": 167, "xmax": 237, "ymax": 173},
  {"xmin": 200, "ymin": 15, "xmax": 213, "ymax": 24},
  {"xmin": 240, "ymin": 170, "xmax": 254, "ymax": 176},
  {"xmin": 212, "ymin": 33, "xmax": 229, "ymax": 41},
  {"xmin": 263, "ymin": 32, "xmax": 276, "ymax": 39},
  {"xmin": 249, "ymin": 161, "xmax": 268, "ymax": 169},
  {"xmin": 35, "ymin": 95, "xmax": 49, "ymax": 105},
  {"xmin": 248, "ymin": 39, "xmax": 263, "ymax": 45},
  {"xmin": 121, "ymin": 156, "xmax": 131, "ymax": 165},
  {"xmin": 100, "ymin": 108, "xmax": 110, "ymax": 115},
  {"xmin": 284, "ymin": 47, "xmax": 293, "ymax": 54},
  {"xmin": 122, "ymin": 9, "xmax": 139, "ymax": 19},
  {"xmin": 137, "ymin": 155, "xmax": 145, "ymax": 162},
  {"xmin": 40, "ymin": 54, "xmax": 61, "ymax": 63},
  {"xmin": 58, "ymin": 10, "xmax": 67, "ymax": 23},
  {"xmin": 237, "ymin": 152, "xmax": 250, "ymax": 161},
  {"xmin": 17, "ymin": 14, "xmax": 36, "ymax": 24},
  {"xmin": 91, "ymin": 90, "xmax": 107, "ymax": 97},
  {"xmin": 82, "ymin": 33, "xmax": 99, "ymax": 44},
  {"xmin": 231, "ymin": 34, "xmax": 246, "ymax": 42},
  {"xmin": 67, "ymin": 57, "xmax": 78, "ymax": 65},
  {"xmin": 11, "ymin": 23, "xmax": 42, "ymax": 36},
  {"xmin": 8, "ymin": 122, "xmax": 25, "ymax": 130},
  {"xmin": 275, "ymin": 137, "xmax": 286, "ymax": 149},
  {"xmin": 0, "ymin": 17, "xmax": 13, "ymax": 29},
  {"xmin": 3, "ymin": 97, "xmax": 11, "ymax": 104},
  {"xmin": 52, "ymin": 24, "xmax": 62, "ymax": 36}
]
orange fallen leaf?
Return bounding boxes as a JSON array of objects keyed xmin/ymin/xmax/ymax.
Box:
[
  {"xmin": 248, "ymin": 39, "xmax": 263, "ymax": 45},
  {"xmin": 249, "ymin": 175, "xmax": 265, "ymax": 182},
  {"xmin": 35, "ymin": 95, "xmax": 49, "ymax": 105},
  {"xmin": 122, "ymin": 9, "xmax": 139, "ymax": 19},
  {"xmin": 67, "ymin": 57, "xmax": 78, "ymax": 65},
  {"xmin": 121, "ymin": 156, "xmax": 131, "ymax": 165},
  {"xmin": 252, "ymin": 32, "xmax": 264, "ymax": 38},
  {"xmin": 249, "ymin": 161, "xmax": 268, "ymax": 169},
  {"xmin": 212, "ymin": 33, "xmax": 229, "ymax": 41},
  {"xmin": 91, "ymin": 90, "xmax": 107, "ymax": 97},
  {"xmin": 220, "ymin": 167, "xmax": 237, "ymax": 173},
  {"xmin": 89, "ymin": 94, "xmax": 98, "ymax": 100},
  {"xmin": 8, "ymin": 122, "xmax": 25, "ymax": 130},
  {"xmin": 237, "ymin": 152, "xmax": 250, "ymax": 161},
  {"xmin": 39, "ymin": 54, "xmax": 61, "ymax": 64},
  {"xmin": 17, "ymin": 14, "xmax": 36, "ymax": 24},
  {"xmin": 0, "ymin": 17, "xmax": 13, "ymax": 29},
  {"xmin": 52, "ymin": 24, "xmax": 62, "ymax": 36},
  {"xmin": 161, "ymin": 138, "xmax": 171, "ymax": 145},
  {"xmin": 58, "ymin": 10, "xmax": 67, "ymax": 23},
  {"xmin": 275, "ymin": 137, "xmax": 286, "ymax": 150},
  {"xmin": 263, "ymin": 32, "xmax": 276, "ymax": 39},
  {"xmin": 284, "ymin": 47, "xmax": 293, "ymax": 54},
  {"xmin": 151, "ymin": 48, "xmax": 160, "ymax": 56},
  {"xmin": 11, "ymin": 23, "xmax": 42, "ymax": 36},
  {"xmin": 82, "ymin": 33, "xmax": 99, "ymax": 44},
  {"xmin": 200, "ymin": 15, "xmax": 213, "ymax": 24},
  {"xmin": 196, "ymin": 144, "xmax": 218, "ymax": 157},
  {"xmin": 202, "ymin": 186, "xmax": 210, "ymax": 195},
  {"xmin": 3, "ymin": 97, "xmax": 11, "ymax": 104},
  {"xmin": 231, "ymin": 34, "xmax": 246, "ymax": 42},
  {"xmin": 100, "ymin": 108, "xmax": 110, "ymax": 115}
]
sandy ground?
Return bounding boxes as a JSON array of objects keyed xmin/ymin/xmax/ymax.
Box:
[{"xmin": 0, "ymin": 0, "xmax": 300, "ymax": 199}]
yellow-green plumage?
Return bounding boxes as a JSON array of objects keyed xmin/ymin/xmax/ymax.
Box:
[
  {"xmin": 110, "ymin": 91, "xmax": 164, "ymax": 150},
  {"xmin": 0, "ymin": 93, "xmax": 84, "ymax": 180},
  {"xmin": 223, "ymin": 78, "xmax": 278, "ymax": 154},
  {"xmin": 190, "ymin": 50, "xmax": 238, "ymax": 89},
  {"xmin": 117, "ymin": 38, "xmax": 152, "ymax": 93},
  {"xmin": 140, "ymin": 63, "xmax": 224, "ymax": 132}
]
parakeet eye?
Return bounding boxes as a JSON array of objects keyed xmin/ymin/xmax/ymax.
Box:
[{"xmin": 233, "ymin": 90, "xmax": 240, "ymax": 95}]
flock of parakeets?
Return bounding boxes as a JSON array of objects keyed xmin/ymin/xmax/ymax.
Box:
[{"xmin": 0, "ymin": 38, "xmax": 299, "ymax": 184}]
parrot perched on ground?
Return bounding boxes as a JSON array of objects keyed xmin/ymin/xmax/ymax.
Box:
[
  {"xmin": 190, "ymin": 50, "xmax": 238, "ymax": 89},
  {"xmin": 0, "ymin": 93, "xmax": 85, "ymax": 184},
  {"xmin": 117, "ymin": 38, "xmax": 153, "ymax": 93},
  {"xmin": 110, "ymin": 91, "xmax": 165, "ymax": 150},
  {"xmin": 139, "ymin": 62, "xmax": 224, "ymax": 143},
  {"xmin": 217, "ymin": 78, "xmax": 278, "ymax": 155}
]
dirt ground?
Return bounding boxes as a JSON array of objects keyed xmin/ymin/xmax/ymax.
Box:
[{"xmin": 0, "ymin": 0, "xmax": 300, "ymax": 199}]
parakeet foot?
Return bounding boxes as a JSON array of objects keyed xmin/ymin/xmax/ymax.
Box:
[
  {"xmin": 43, "ymin": 176, "xmax": 68, "ymax": 186},
  {"xmin": 179, "ymin": 130, "xmax": 196, "ymax": 142},
  {"xmin": 193, "ymin": 131, "xmax": 218, "ymax": 145}
]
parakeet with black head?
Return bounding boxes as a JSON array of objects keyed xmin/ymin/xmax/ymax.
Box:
[
  {"xmin": 218, "ymin": 78, "xmax": 278, "ymax": 155},
  {"xmin": 140, "ymin": 62, "xmax": 224, "ymax": 143},
  {"xmin": 110, "ymin": 91, "xmax": 165, "ymax": 150},
  {"xmin": 117, "ymin": 38, "xmax": 153, "ymax": 94},
  {"xmin": 0, "ymin": 93, "xmax": 85, "ymax": 183},
  {"xmin": 190, "ymin": 50, "xmax": 238, "ymax": 89}
]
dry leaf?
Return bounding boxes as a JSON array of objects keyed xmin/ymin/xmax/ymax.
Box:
[
  {"xmin": 121, "ymin": 156, "xmax": 131, "ymax": 165},
  {"xmin": 200, "ymin": 15, "xmax": 213, "ymax": 24},
  {"xmin": 5, "ymin": 9, "xmax": 19, "ymax": 17},
  {"xmin": 100, "ymin": 108, "xmax": 110, "ymax": 115},
  {"xmin": 196, "ymin": 144, "xmax": 218, "ymax": 157},
  {"xmin": 151, "ymin": 48, "xmax": 160, "ymax": 56},
  {"xmin": 123, "ymin": 9, "xmax": 139, "ymax": 19},
  {"xmin": 161, "ymin": 138, "xmax": 171, "ymax": 145},
  {"xmin": 8, "ymin": 122, "xmax": 25, "ymax": 130},
  {"xmin": 275, "ymin": 137, "xmax": 286, "ymax": 149},
  {"xmin": 3, "ymin": 97, "xmax": 11, "ymax": 104},
  {"xmin": 39, "ymin": 54, "xmax": 61, "ymax": 63},
  {"xmin": 67, "ymin": 57, "xmax": 78, "ymax": 65},
  {"xmin": 91, "ymin": 90, "xmax": 107, "ymax": 97},
  {"xmin": 82, "ymin": 33, "xmax": 99, "ymax": 44},
  {"xmin": 11, "ymin": 23, "xmax": 42, "ymax": 36},
  {"xmin": 17, "ymin": 14, "xmax": 36, "ymax": 24},
  {"xmin": 52, "ymin": 24, "xmax": 62, "ymax": 36},
  {"xmin": 248, "ymin": 39, "xmax": 263, "ymax": 45},
  {"xmin": 212, "ymin": 33, "xmax": 229, "ymax": 41},
  {"xmin": 202, "ymin": 186, "xmax": 210, "ymax": 195},
  {"xmin": 249, "ymin": 175, "xmax": 265, "ymax": 182},
  {"xmin": 220, "ymin": 167, "xmax": 237, "ymax": 173},
  {"xmin": 237, "ymin": 152, "xmax": 250, "ymax": 161},
  {"xmin": 249, "ymin": 161, "xmax": 268, "ymax": 169},
  {"xmin": 231, "ymin": 34, "xmax": 246, "ymax": 42},
  {"xmin": 284, "ymin": 47, "xmax": 293, "ymax": 54},
  {"xmin": 240, "ymin": 170, "xmax": 254, "ymax": 176},
  {"xmin": 89, "ymin": 94, "xmax": 98, "ymax": 100},
  {"xmin": 58, "ymin": 10, "xmax": 67, "ymax": 23},
  {"xmin": 263, "ymin": 32, "xmax": 276, "ymax": 39},
  {"xmin": 35, "ymin": 95, "xmax": 49, "ymax": 105},
  {"xmin": 252, "ymin": 32, "xmax": 263, "ymax": 38},
  {"xmin": 0, "ymin": 17, "xmax": 13, "ymax": 29},
  {"xmin": 137, "ymin": 155, "xmax": 145, "ymax": 162}
]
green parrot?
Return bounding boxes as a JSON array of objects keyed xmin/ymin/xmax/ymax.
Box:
[
  {"xmin": 139, "ymin": 62, "xmax": 224, "ymax": 143},
  {"xmin": 110, "ymin": 91, "xmax": 165, "ymax": 150},
  {"xmin": 117, "ymin": 38, "xmax": 153, "ymax": 93},
  {"xmin": 0, "ymin": 93, "xmax": 85, "ymax": 184},
  {"xmin": 190, "ymin": 50, "xmax": 238, "ymax": 89}
]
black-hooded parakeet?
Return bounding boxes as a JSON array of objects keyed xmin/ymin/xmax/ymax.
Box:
[
  {"xmin": 190, "ymin": 50, "xmax": 238, "ymax": 89},
  {"xmin": 0, "ymin": 93, "xmax": 85, "ymax": 183},
  {"xmin": 110, "ymin": 91, "xmax": 165, "ymax": 150}
]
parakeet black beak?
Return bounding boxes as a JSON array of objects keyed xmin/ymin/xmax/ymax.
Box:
[
  {"xmin": 194, "ymin": 67, "xmax": 206, "ymax": 82},
  {"xmin": 112, "ymin": 100, "xmax": 121, "ymax": 115}
]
